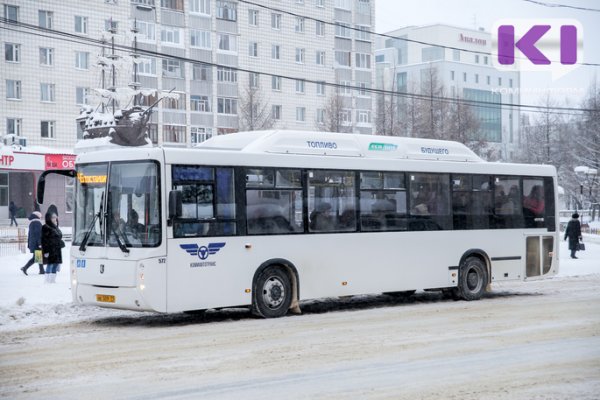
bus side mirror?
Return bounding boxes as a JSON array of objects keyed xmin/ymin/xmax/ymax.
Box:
[{"xmin": 168, "ymin": 190, "xmax": 182, "ymax": 224}]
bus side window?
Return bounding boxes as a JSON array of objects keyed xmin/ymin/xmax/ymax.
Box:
[
  {"xmin": 360, "ymin": 172, "xmax": 407, "ymax": 232},
  {"xmin": 308, "ymin": 170, "xmax": 356, "ymax": 233},
  {"xmin": 246, "ymin": 168, "xmax": 303, "ymax": 235},
  {"xmin": 493, "ymin": 177, "xmax": 523, "ymax": 229},
  {"xmin": 409, "ymin": 173, "xmax": 451, "ymax": 230},
  {"xmin": 523, "ymin": 178, "xmax": 545, "ymax": 228}
]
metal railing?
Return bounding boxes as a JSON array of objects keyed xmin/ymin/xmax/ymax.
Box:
[{"xmin": 0, "ymin": 227, "xmax": 27, "ymax": 257}]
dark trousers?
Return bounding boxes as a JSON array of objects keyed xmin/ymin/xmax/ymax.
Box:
[
  {"xmin": 10, "ymin": 215, "xmax": 18, "ymax": 226},
  {"xmin": 570, "ymin": 249, "xmax": 577, "ymax": 258},
  {"xmin": 22, "ymin": 255, "xmax": 44, "ymax": 274}
]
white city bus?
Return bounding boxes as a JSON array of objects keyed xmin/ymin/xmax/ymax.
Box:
[{"xmin": 38, "ymin": 130, "xmax": 559, "ymax": 318}]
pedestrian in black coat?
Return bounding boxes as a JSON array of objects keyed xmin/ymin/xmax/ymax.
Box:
[
  {"xmin": 20, "ymin": 211, "xmax": 44, "ymax": 275},
  {"xmin": 564, "ymin": 213, "xmax": 582, "ymax": 259},
  {"xmin": 47, "ymin": 204, "xmax": 59, "ymax": 226},
  {"xmin": 9, "ymin": 201, "xmax": 18, "ymax": 226},
  {"xmin": 41, "ymin": 212, "xmax": 64, "ymax": 283}
]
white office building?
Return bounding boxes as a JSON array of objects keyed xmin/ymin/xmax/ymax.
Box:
[
  {"xmin": 375, "ymin": 24, "xmax": 520, "ymax": 160},
  {"xmin": 1, "ymin": 0, "xmax": 375, "ymax": 152}
]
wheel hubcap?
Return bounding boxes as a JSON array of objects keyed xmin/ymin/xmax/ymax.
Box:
[
  {"xmin": 466, "ymin": 267, "xmax": 481, "ymax": 292},
  {"xmin": 262, "ymin": 277, "xmax": 285, "ymax": 309}
]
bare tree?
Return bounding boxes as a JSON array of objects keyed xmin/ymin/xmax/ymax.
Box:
[
  {"xmin": 238, "ymin": 80, "xmax": 274, "ymax": 132},
  {"xmin": 317, "ymin": 90, "xmax": 353, "ymax": 133},
  {"xmin": 374, "ymin": 62, "xmax": 403, "ymax": 136}
]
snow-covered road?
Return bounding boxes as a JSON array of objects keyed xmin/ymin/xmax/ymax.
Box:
[{"xmin": 1, "ymin": 240, "xmax": 599, "ymax": 399}]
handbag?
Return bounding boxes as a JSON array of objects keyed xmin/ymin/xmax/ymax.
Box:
[
  {"xmin": 34, "ymin": 249, "xmax": 43, "ymax": 264},
  {"xmin": 578, "ymin": 242, "xmax": 586, "ymax": 251}
]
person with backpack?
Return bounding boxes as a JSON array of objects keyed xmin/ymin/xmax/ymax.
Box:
[{"xmin": 20, "ymin": 211, "xmax": 44, "ymax": 275}]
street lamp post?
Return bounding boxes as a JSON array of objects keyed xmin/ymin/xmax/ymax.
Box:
[{"xmin": 574, "ymin": 166, "xmax": 598, "ymax": 220}]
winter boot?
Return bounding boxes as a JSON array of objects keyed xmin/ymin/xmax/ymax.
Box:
[
  {"xmin": 20, "ymin": 267, "xmax": 28, "ymax": 276},
  {"xmin": 38, "ymin": 265, "xmax": 45, "ymax": 275}
]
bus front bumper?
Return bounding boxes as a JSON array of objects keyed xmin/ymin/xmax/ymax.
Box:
[{"xmin": 74, "ymin": 283, "xmax": 156, "ymax": 312}]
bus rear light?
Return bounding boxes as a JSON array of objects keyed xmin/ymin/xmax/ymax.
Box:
[
  {"xmin": 245, "ymin": 289, "xmax": 251, "ymax": 293},
  {"xmin": 451, "ymin": 272, "xmax": 457, "ymax": 277}
]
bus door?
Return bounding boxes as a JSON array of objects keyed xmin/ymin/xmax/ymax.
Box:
[{"xmin": 524, "ymin": 177, "xmax": 556, "ymax": 278}]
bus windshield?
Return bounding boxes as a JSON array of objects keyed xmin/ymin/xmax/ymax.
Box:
[{"xmin": 74, "ymin": 161, "xmax": 161, "ymax": 248}]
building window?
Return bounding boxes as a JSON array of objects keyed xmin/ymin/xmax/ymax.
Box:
[
  {"xmin": 191, "ymin": 126, "xmax": 213, "ymax": 144},
  {"xmin": 272, "ymin": 76, "xmax": 281, "ymax": 91},
  {"xmin": 248, "ymin": 41, "xmax": 258, "ymax": 57},
  {"xmin": 161, "ymin": 0, "xmax": 184, "ymax": 11},
  {"xmin": 41, "ymin": 121, "xmax": 56, "ymax": 138},
  {"xmin": 295, "ymin": 17, "xmax": 305, "ymax": 33},
  {"xmin": 76, "ymin": 87, "xmax": 89, "ymax": 105},
  {"xmin": 191, "ymin": 95, "xmax": 210, "ymax": 112},
  {"xmin": 484, "ymin": 56, "xmax": 488, "ymax": 65},
  {"xmin": 315, "ymin": 0, "xmax": 325, "ymax": 7},
  {"xmin": 295, "ymin": 48, "xmax": 305, "ymax": 64},
  {"xmin": 475, "ymin": 54, "xmax": 480, "ymax": 63},
  {"xmin": 39, "ymin": 47, "xmax": 54, "ymax": 66},
  {"xmin": 6, "ymin": 79, "xmax": 21, "ymax": 100},
  {"xmin": 498, "ymin": 77, "xmax": 502, "ymax": 86},
  {"xmin": 316, "ymin": 81, "xmax": 325, "ymax": 96},
  {"xmin": 105, "ymin": 19, "xmax": 118, "ymax": 33},
  {"xmin": 339, "ymin": 80, "xmax": 352, "ymax": 95},
  {"xmin": 475, "ymin": 74, "xmax": 479, "ymax": 84},
  {"xmin": 192, "ymin": 63, "xmax": 209, "ymax": 80},
  {"xmin": 357, "ymin": 0, "xmax": 370, "ymax": 13},
  {"xmin": 75, "ymin": 51, "xmax": 89, "ymax": 69},
  {"xmin": 295, "ymin": 79, "xmax": 305, "ymax": 94},
  {"xmin": 6, "ymin": 118, "xmax": 22, "ymax": 135},
  {"xmin": 138, "ymin": 58, "xmax": 157, "ymax": 76},
  {"xmin": 137, "ymin": 90, "xmax": 158, "ymax": 107},
  {"xmin": 190, "ymin": 0, "xmax": 210, "ymax": 15},
  {"xmin": 271, "ymin": 13, "xmax": 281, "ymax": 29},
  {"xmin": 216, "ymin": 1, "xmax": 237, "ymax": 21},
  {"xmin": 316, "ymin": 50, "xmax": 325, "ymax": 66},
  {"xmin": 147, "ymin": 123, "xmax": 158, "ymax": 144},
  {"xmin": 450, "ymin": 70, "xmax": 455, "ymax": 81},
  {"xmin": 271, "ymin": 44, "xmax": 280, "ymax": 60},
  {"xmin": 334, "ymin": 0, "xmax": 351, "ymax": 10},
  {"xmin": 487, "ymin": 75, "xmax": 491, "ymax": 85},
  {"xmin": 217, "ymin": 66, "xmax": 237, "ymax": 83},
  {"xmin": 463, "ymin": 72, "xmax": 467, "ymax": 82},
  {"xmin": 335, "ymin": 51, "xmax": 351, "ymax": 67},
  {"xmin": 135, "ymin": 20, "xmax": 156, "ymax": 42},
  {"xmin": 453, "ymin": 49, "xmax": 460, "ymax": 61},
  {"xmin": 4, "ymin": 43, "xmax": 20, "ymax": 62},
  {"xmin": 249, "ymin": 72, "xmax": 259, "ymax": 88},
  {"xmin": 190, "ymin": 29, "xmax": 211, "ymax": 49},
  {"xmin": 38, "ymin": 10, "xmax": 53, "ymax": 29},
  {"xmin": 509, "ymin": 78, "xmax": 513, "ymax": 88},
  {"xmin": 316, "ymin": 108, "xmax": 325, "ymax": 124},
  {"xmin": 358, "ymin": 82, "xmax": 368, "ymax": 96},
  {"xmin": 316, "ymin": 20, "xmax": 325, "ymax": 36},
  {"xmin": 335, "ymin": 23, "xmax": 352, "ymax": 38},
  {"xmin": 163, "ymin": 125, "xmax": 186, "ymax": 143},
  {"xmin": 40, "ymin": 83, "xmax": 56, "ymax": 102},
  {"xmin": 357, "ymin": 110, "xmax": 371, "ymax": 124},
  {"xmin": 217, "ymin": 97, "xmax": 237, "ymax": 114},
  {"xmin": 161, "ymin": 26, "xmax": 182, "ymax": 46},
  {"xmin": 355, "ymin": 25, "xmax": 370, "ymax": 41},
  {"xmin": 74, "ymin": 16, "xmax": 88, "ymax": 34},
  {"xmin": 217, "ymin": 33, "xmax": 237, "ymax": 52},
  {"xmin": 162, "ymin": 59, "xmax": 184, "ymax": 78},
  {"xmin": 296, "ymin": 107, "xmax": 306, "ymax": 122},
  {"xmin": 248, "ymin": 9, "xmax": 258, "ymax": 26},
  {"xmin": 3, "ymin": 4, "xmax": 18, "ymax": 22},
  {"xmin": 355, "ymin": 53, "xmax": 371, "ymax": 69},
  {"xmin": 272, "ymin": 105, "xmax": 282, "ymax": 120},
  {"xmin": 65, "ymin": 177, "xmax": 74, "ymax": 214}
]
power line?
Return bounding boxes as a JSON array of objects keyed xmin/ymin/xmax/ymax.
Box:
[
  {"xmin": 523, "ymin": 0, "xmax": 600, "ymax": 12},
  {"xmin": 0, "ymin": 20, "xmax": 594, "ymax": 117},
  {"xmin": 235, "ymin": 0, "xmax": 600, "ymax": 67}
]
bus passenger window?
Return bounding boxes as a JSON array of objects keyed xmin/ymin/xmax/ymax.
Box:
[
  {"xmin": 409, "ymin": 173, "xmax": 451, "ymax": 230},
  {"xmin": 360, "ymin": 172, "xmax": 407, "ymax": 232},
  {"xmin": 308, "ymin": 170, "xmax": 356, "ymax": 233},
  {"xmin": 246, "ymin": 168, "xmax": 303, "ymax": 235},
  {"xmin": 523, "ymin": 178, "xmax": 545, "ymax": 228},
  {"xmin": 493, "ymin": 177, "xmax": 523, "ymax": 229},
  {"xmin": 172, "ymin": 166, "xmax": 236, "ymax": 238}
]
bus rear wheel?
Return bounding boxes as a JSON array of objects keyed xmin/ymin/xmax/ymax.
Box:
[
  {"xmin": 253, "ymin": 266, "xmax": 292, "ymax": 318},
  {"xmin": 456, "ymin": 256, "xmax": 488, "ymax": 301}
]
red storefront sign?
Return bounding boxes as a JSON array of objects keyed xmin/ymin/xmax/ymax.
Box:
[{"xmin": 45, "ymin": 154, "xmax": 76, "ymax": 170}]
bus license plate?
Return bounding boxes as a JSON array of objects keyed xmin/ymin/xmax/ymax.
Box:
[{"xmin": 96, "ymin": 294, "xmax": 115, "ymax": 303}]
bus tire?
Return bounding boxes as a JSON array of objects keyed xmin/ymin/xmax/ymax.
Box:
[
  {"xmin": 253, "ymin": 266, "xmax": 292, "ymax": 318},
  {"xmin": 457, "ymin": 256, "xmax": 488, "ymax": 301}
]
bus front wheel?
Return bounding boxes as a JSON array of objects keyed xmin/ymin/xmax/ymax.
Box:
[
  {"xmin": 456, "ymin": 256, "xmax": 488, "ymax": 301},
  {"xmin": 253, "ymin": 266, "xmax": 292, "ymax": 318}
]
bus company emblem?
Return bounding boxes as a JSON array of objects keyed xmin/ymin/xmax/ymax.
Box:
[
  {"xmin": 180, "ymin": 242, "xmax": 226, "ymax": 260},
  {"xmin": 368, "ymin": 142, "xmax": 398, "ymax": 152}
]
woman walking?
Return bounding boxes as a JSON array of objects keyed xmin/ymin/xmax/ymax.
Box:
[
  {"xmin": 20, "ymin": 211, "xmax": 44, "ymax": 275},
  {"xmin": 41, "ymin": 212, "xmax": 64, "ymax": 283},
  {"xmin": 564, "ymin": 213, "xmax": 582, "ymax": 259},
  {"xmin": 9, "ymin": 201, "xmax": 18, "ymax": 227}
]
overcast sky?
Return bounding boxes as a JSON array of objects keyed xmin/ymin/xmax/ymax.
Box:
[{"xmin": 375, "ymin": 0, "xmax": 600, "ymax": 107}]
